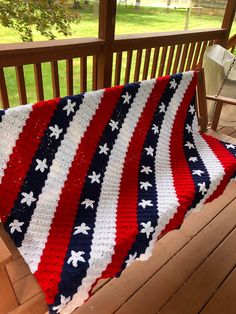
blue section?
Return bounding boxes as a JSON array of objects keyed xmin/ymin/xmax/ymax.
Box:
[
  {"xmin": 182, "ymin": 96, "xmax": 211, "ymax": 212},
  {"xmin": 117, "ymin": 73, "xmax": 183, "ymax": 276},
  {"xmin": 0, "ymin": 109, "xmax": 5, "ymax": 122},
  {"xmin": 49, "ymin": 83, "xmax": 141, "ymax": 313},
  {"xmin": 4, "ymin": 95, "xmax": 84, "ymax": 247},
  {"xmin": 220, "ymin": 141, "xmax": 236, "ymax": 179}
]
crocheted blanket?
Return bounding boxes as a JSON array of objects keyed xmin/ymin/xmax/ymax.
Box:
[{"xmin": 0, "ymin": 71, "xmax": 235, "ymax": 313}]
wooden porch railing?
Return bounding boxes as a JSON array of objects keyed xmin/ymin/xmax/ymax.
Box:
[
  {"xmin": 227, "ymin": 34, "xmax": 236, "ymax": 54},
  {"xmin": 0, "ymin": 0, "xmax": 235, "ymax": 109}
]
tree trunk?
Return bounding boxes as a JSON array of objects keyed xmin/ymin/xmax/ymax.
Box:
[{"xmin": 73, "ymin": 0, "xmax": 81, "ymax": 9}]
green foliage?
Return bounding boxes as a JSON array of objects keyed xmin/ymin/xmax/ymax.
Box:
[{"xmin": 0, "ymin": 0, "xmax": 80, "ymax": 42}]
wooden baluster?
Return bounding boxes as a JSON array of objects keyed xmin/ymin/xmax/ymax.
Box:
[
  {"xmin": 92, "ymin": 55, "xmax": 98, "ymax": 90},
  {"xmin": 134, "ymin": 50, "xmax": 142, "ymax": 82},
  {"xmin": 185, "ymin": 42, "xmax": 196, "ymax": 71},
  {"xmin": 0, "ymin": 68, "xmax": 10, "ymax": 109},
  {"xmin": 179, "ymin": 43, "xmax": 189, "ymax": 72},
  {"xmin": 151, "ymin": 47, "xmax": 160, "ymax": 78},
  {"xmin": 66, "ymin": 59, "xmax": 73, "ymax": 96},
  {"xmin": 114, "ymin": 52, "xmax": 122, "ymax": 86},
  {"xmin": 208, "ymin": 39, "xmax": 214, "ymax": 46},
  {"xmin": 80, "ymin": 56, "xmax": 87, "ymax": 93},
  {"xmin": 191, "ymin": 41, "xmax": 202, "ymax": 70},
  {"xmin": 198, "ymin": 41, "xmax": 208, "ymax": 67},
  {"xmin": 124, "ymin": 50, "xmax": 133, "ymax": 84},
  {"xmin": 173, "ymin": 44, "xmax": 182, "ymax": 74},
  {"xmin": 166, "ymin": 45, "xmax": 175, "ymax": 75},
  {"xmin": 15, "ymin": 65, "xmax": 27, "ymax": 105},
  {"xmin": 34, "ymin": 63, "xmax": 44, "ymax": 101},
  {"xmin": 142, "ymin": 48, "xmax": 151, "ymax": 80},
  {"xmin": 51, "ymin": 61, "xmax": 60, "ymax": 98},
  {"xmin": 158, "ymin": 46, "xmax": 167, "ymax": 77}
]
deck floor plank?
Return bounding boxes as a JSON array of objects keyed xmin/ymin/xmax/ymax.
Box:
[
  {"xmin": 115, "ymin": 199, "xmax": 236, "ymax": 314},
  {"xmin": 219, "ymin": 126, "xmax": 236, "ymax": 136},
  {"xmin": 9, "ymin": 292, "xmax": 48, "ymax": 314},
  {"xmin": 200, "ymin": 267, "xmax": 236, "ymax": 314},
  {"xmin": 6, "ymin": 256, "xmax": 31, "ymax": 284},
  {"xmin": 159, "ymin": 227, "xmax": 236, "ymax": 314},
  {"xmin": 13, "ymin": 274, "xmax": 42, "ymax": 305}
]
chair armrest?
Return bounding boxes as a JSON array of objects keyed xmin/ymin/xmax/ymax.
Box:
[
  {"xmin": 206, "ymin": 95, "xmax": 236, "ymax": 106},
  {"xmin": 0, "ymin": 237, "xmax": 12, "ymax": 267}
]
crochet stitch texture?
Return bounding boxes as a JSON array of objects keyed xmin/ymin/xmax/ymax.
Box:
[{"xmin": 0, "ymin": 71, "xmax": 235, "ymax": 314}]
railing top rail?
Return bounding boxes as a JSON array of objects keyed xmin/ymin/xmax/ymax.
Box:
[
  {"xmin": 0, "ymin": 28, "xmax": 228, "ymax": 68},
  {"xmin": 0, "ymin": 38, "xmax": 104, "ymax": 67},
  {"xmin": 113, "ymin": 28, "xmax": 227, "ymax": 51}
]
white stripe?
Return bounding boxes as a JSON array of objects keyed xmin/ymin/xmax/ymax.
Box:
[
  {"xmin": 19, "ymin": 90, "xmax": 104, "ymax": 273},
  {"xmin": 0, "ymin": 104, "xmax": 32, "ymax": 183},
  {"xmin": 61, "ymin": 79, "xmax": 156, "ymax": 313},
  {"xmin": 139, "ymin": 71, "xmax": 194, "ymax": 262},
  {"xmin": 187, "ymin": 115, "xmax": 225, "ymax": 215}
]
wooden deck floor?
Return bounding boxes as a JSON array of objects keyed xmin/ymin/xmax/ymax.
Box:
[{"xmin": 0, "ymin": 127, "xmax": 235, "ymax": 314}]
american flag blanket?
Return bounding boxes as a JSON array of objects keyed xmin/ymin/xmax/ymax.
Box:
[{"xmin": 0, "ymin": 71, "xmax": 235, "ymax": 313}]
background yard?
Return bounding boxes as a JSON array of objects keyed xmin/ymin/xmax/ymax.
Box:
[{"xmin": 1, "ymin": 3, "xmax": 235, "ymax": 106}]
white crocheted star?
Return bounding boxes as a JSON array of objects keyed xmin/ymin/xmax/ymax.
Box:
[
  {"xmin": 9, "ymin": 219, "xmax": 24, "ymax": 234},
  {"xmin": 192, "ymin": 170, "xmax": 204, "ymax": 177},
  {"xmin": 159, "ymin": 102, "xmax": 166, "ymax": 113},
  {"xmin": 63, "ymin": 99, "xmax": 76, "ymax": 116},
  {"xmin": 99, "ymin": 143, "xmax": 109, "ymax": 155},
  {"xmin": 49, "ymin": 124, "xmax": 63, "ymax": 139},
  {"xmin": 73, "ymin": 223, "xmax": 90, "ymax": 235},
  {"xmin": 189, "ymin": 156, "xmax": 198, "ymax": 163},
  {"xmin": 185, "ymin": 141, "xmax": 195, "ymax": 150},
  {"xmin": 145, "ymin": 146, "xmax": 154, "ymax": 157},
  {"xmin": 125, "ymin": 252, "xmax": 137, "ymax": 267},
  {"xmin": 35, "ymin": 158, "xmax": 48, "ymax": 173},
  {"xmin": 52, "ymin": 295, "xmax": 71, "ymax": 313},
  {"xmin": 139, "ymin": 199, "xmax": 153, "ymax": 209},
  {"xmin": 122, "ymin": 92, "xmax": 132, "ymax": 104},
  {"xmin": 67, "ymin": 250, "xmax": 85, "ymax": 267},
  {"xmin": 189, "ymin": 105, "xmax": 195, "ymax": 115},
  {"xmin": 141, "ymin": 165, "xmax": 153, "ymax": 174},
  {"xmin": 185, "ymin": 124, "xmax": 193, "ymax": 134},
  {"xmin": 152, "ymin": 124, "xmax": 159, "ymax": 134},
  {"xmin": 226, "ymin": 144, "xmax": 235, "ymax": 149},
  {"xmin": 21, "ymin": 191, "xmax": 36, "ymax": 206},
  {"xmin": 170, "ymin": 79, "xmax": 177, "ymax": 89},
  {"xmin": 140, "ymin": 221, "xmax": 154, "ymax": 239},
  {"xmin": 109, "ymin": 119, "xmax": 119, "ymax": 132},
  {"xmin": 81, "ymin": 198, "xmax": 95, "ymax": 209},
  {"xmin": 198, "ymin": 182, "xmax": 207, "ymax": 195},
  {"xmin": 88, "ymin": 171, "xmax": 101, "ymax": 184},
  {"xmin": 140, "ymin": 181, "xmax": 152, "ymax": 191}
]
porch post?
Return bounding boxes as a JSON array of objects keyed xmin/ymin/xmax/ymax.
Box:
[
  {"xmin": 219, "ymin": 0, "xmax": 236, "ymax": 47},
  {"xmin": 97, "ymin": 0, "xmax": 117, "ymax": 89}
]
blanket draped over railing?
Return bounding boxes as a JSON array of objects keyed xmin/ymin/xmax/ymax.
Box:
[{"xmin": 0, "ymin": 71, "xmax": 235, "ymax": 314}]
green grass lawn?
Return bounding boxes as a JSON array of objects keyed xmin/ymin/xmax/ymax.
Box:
[{"xmin": 1, "ymin": 4, "xmax": 235, "ymax": 107}]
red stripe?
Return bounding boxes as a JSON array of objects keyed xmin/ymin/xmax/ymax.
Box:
[
  {"xmin": 102, "ymin": 77, "xmax": 170, "ymax": 278},
  {"xmin": 161, "ymin": 72, "xmax": 198, "ymax": 236},
  {"xmin": 202, "ymin": 134, "xmax": 236, "ymax": 203},
  {"xmin": 0, "ymin": 99, "xmax": 59, "ymax": 222},
  {"xmin": 34, "ymin": 86, "xmax": 123, "ymax": 303}
]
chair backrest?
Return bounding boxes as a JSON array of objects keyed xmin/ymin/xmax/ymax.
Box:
[{"xmin": 196, "ymin": 68, "xmax": 208, "ymax": 132}]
